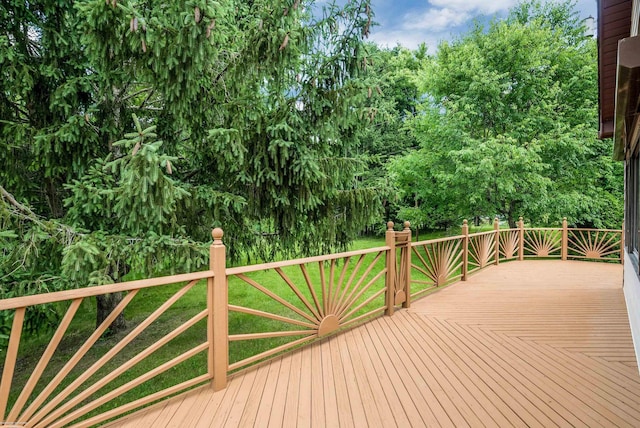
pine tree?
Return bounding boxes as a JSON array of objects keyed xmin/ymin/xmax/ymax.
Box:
[{"xmin": 1, "ymin": 0, "xmax": 380, "ymax": 335}]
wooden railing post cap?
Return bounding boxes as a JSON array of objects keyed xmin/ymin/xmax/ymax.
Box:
[
  {"xmin": 403, "ymin": 221, "xmax": 410, "ymax": 231},
  {"xmin": 211, "ymin": 228, "xmax": 224, "ymax": 245},
  {"xmin": 387, "ymin": 221, "xmax": 394, "ymax": 230},
  {"xmin": 463, "ymin": 219, "xmax": 468, "ymax": 225},
  {"xmin": 494, "ymin": 217, "xmax": 499, "ymax": 227}
]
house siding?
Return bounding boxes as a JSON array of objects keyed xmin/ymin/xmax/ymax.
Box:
[{"xmin": 624, "ymin": 253, "xmax": 640, "ymax": 373}]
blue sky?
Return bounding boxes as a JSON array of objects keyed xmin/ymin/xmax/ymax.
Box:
[{"xmin": 353, "ymin": 0, "xmax": 597, "ymax": 50}]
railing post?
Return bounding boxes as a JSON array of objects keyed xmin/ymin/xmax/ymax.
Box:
[
  {"xmin": 209, "ymin": 228, "xmax": 227, "ymax": 391},
  {"xmin": 494, "ymin": 217, "xmax": 500, "ymax": 265},
  {"xmin": 403, "ymin": 221, "xmax": 412, "ymax": 309},
  {"xmin": 385, "ymin": 222, "xmax": 396, "ymax": 316},
  {"xmin": 518, "ymin": 217, "xmax": 524, "ymax": 261},
  {"xmin": 561, "ymin": 217, "xmax": 568, "ymax": 261},
  {"xmin": 462, "ymin": 219, "xmax": 469, "ymax": 281}
]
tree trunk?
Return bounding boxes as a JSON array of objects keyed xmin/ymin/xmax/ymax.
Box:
[
  {"xmin": 507, "ymin": 201, "xmax": 518, "ymax": 228},
  {"xmin": 96, "ymin": 292, "xmax": 126, "ymax": 334},
  {"xmin": 507, "ymin": 210, "xmax": 516, "ymax": 228}
]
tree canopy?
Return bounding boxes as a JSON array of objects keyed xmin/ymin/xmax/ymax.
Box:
[{"xmin": 390, "ymin": 0, "xmax": 622, "ymax": 229}]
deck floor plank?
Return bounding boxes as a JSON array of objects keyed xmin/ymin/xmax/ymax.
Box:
[
  {"xmin": 352, "ymin": 318, "xmax": 410, "ymax": 427},
  {"xmin": 295, "ymin": 344, "xmax": 312, "ymax": 428},
  {"xmin": 236, "ymin": 360, "xmax": 271, "ymax": 427},
  {"xmin": 282, "ymin": 344, "xmax": 302, "ymax": 428},
  {"xmin": 411, "ymin": 315, "xmax": 531, "ymax": 427},
  {"xmin": 252, "ymin": 355, "xmax": 283, "ymax": 428},
  {"xmin": 360, "ymin": 318, "xmax": 433, "ymax": 427},
  {"xmin": 108, "ymin": 260, "xmax": 640, "ymax": 428}
]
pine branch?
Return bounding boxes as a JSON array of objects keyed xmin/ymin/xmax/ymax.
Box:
[
  {"xmin": 0, "ymin": 184, "xmax": 81, "ymax": 244},
  {"xmin": 122, "ymin": 87, "xmax": 154, "ymax": 102},
  {"xmin": 0, "ymin": 184, "xmax": 38, "ymax": 220}
]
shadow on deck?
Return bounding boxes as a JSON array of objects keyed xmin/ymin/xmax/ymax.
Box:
[{"xmin": 111, "ymin": 260, "xmax": 640, "ymax": 427}]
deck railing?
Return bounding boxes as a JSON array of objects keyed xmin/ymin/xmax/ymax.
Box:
[{"xmin": 0, "ymin": 218, "xmax": 623, "ymax": 427}]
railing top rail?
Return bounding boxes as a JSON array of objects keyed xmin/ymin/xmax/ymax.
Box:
[
  {"xmin": 468, "ymin": 230, "xmax": 496, "ymax": 237},
  {"xmin": 523, "ymin": 227, "xmax": 562, "ymax": 231},
  {"xmin": 567, "ymin": 228, "xmax": 623, "ymax": 233},
  {"xmin": 412, "ymin": 235, "xmax": 464, "ymax": 247},
  {"xmin": 226, "ymin": 246, "xmax": 391, "ymax": 276},
  {"xmin": 0, "ymin": 270, "xmax": 214, "ymax": 311}
]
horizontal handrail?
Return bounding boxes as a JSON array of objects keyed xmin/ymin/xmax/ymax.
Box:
[
  {"xmin": 412, "ymin": 235, "xmax": 464, "ymax": 246},
  {"xmin": 0, "ymin": 270, "xmax": 214, "ymax": 310},
  {"xmin": 468, "ymin": 230, "xmax": 496, "ymax": 237},
  {"xmin": 568, "ymin": 228, "xmax": 622, "ymax": 233},
  {"xmin": 226, "ymin": 246, "xmax": 390, "ymax": 275}
]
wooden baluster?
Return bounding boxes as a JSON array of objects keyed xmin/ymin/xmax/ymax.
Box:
[
  {"xmin": 494, "ymin": 217, "xmax": 500, "ymax": 265},
  {"xmin": 209, "ymin": 228, "xmax": 228, "ymax": 391},
  {"xmin": 385, "ymin": 222, "xmax": 396, "ymax": 316},
  {"xmin": 518, "ymin": 217, "xmax": 525, "ymax": 261},
  {"xmin": 0, "ymin": 307, "xmax": 25, "ymax": 421},
  {"xmin": 403, "ymin": 221, "xmax": 412, "ymax": 308},
  {"xmin": 561, "ymin": 217, "xmax": 568, "ymax": 261},
  {"xmin": 462, "ymin": 219, "xmax": 469, "ymax": 281}
]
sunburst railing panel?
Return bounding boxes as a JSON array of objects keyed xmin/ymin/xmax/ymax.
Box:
[
  {"xmin": 468, "ymin": 231, "xmax": 496, "ymax": 273},
  {"xmin": 0, "ymin": 272, "xmax": 213, "ymax": 428},
  {"xmin": 567, "ymin": 229, "xmax": 622, "ymax": 261},
  {"xmin": 410, "ymin": 236, "xmax": 464, "ymax": 299},
  {"xmin": 498, "ymin": 229, "xmax": 519, "ymax": 261},
  {"xmin": 226, "ymin": 247, "xmax": 388, "ymax": 372},
  {"xmin": 523, "ymin": 228, "xmax": 562, "ymax": 258}
]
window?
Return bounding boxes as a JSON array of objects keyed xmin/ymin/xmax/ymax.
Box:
[{"xmin": 626, "ymin": 149, "xmax": 640, "ymax": 270}]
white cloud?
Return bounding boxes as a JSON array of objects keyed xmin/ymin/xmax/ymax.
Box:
[
  {"xmin": 365, "ymin": 0, "xmax": 597, "ymax": 49},
  {"xmin": 404, "ymin": 7, "xmax": 471, "ymax": 31},
  {"xmin": 428, "ymin": 0, "xmax": 517, "ymax": 15},
  {"xmin": 370, "ymin": 29, "xmax": 440, "ymax": 52}
]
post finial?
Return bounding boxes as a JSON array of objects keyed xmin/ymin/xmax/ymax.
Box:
[
  {"xmin": 519, "ymin": 216, "xmax": 523, "ymax": 221},
  {"xmin": 463, "ymin": 219, "xmax": 468, "ymax": 225},
  {"xmin": 403, "ymin": 221, "xmax": 410, "ymax": 230},
  {"xmin": 212, "ymin": 228, "xmax": 224, "ymax": 245},
  {"xmin": 387, "ymin": 221, "xmax": 394, "ymax": 230}
]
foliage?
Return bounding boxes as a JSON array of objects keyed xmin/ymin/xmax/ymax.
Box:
[
  {"xmin": 353, "ymin": 44, "xmax": 423, "ymax": 224},
  {"xmin": 0, "ymin": 0, "xmax": 380, "ymax": 335},
  {"xmin": 391, "ymin": 0, "xmax": 622, "ymax": 228}
]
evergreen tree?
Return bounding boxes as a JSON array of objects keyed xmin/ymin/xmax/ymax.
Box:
[{"xmin": 1, "ymin": 0, "xmax": 379, "ymax": 335}]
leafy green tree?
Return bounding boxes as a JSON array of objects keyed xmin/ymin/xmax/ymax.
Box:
[
  {"xmin": 1, "ymin": 0, "xmax": 379, "ymax": 334},
  {"xmin": 353, "ymin": 44, "xmax": 423, "ymax": 225},
  {"xmin": 392, "ymin": 0, "xmax": 622, "ymax": 228}
]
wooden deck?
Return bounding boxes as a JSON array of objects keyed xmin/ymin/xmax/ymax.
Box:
[{"xmin": 110, "ymin": 260, "xmax": 640, "ymax": 427}]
